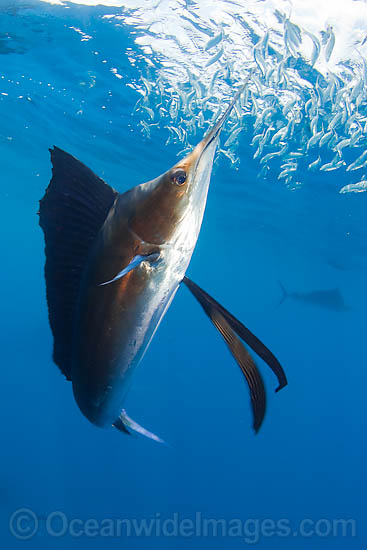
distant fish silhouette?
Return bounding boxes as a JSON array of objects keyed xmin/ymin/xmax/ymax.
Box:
[
  {"xmin": 326, "ymin": 257, "xmax": 350, "ymax": 271},
  {"xmin": 278, "ymin": 281, "xmax": 349, "ymax": 311}
]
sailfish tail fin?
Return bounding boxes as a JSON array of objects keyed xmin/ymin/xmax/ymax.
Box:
[
  {"xmin": 113, "ymin": 410, "xmax": 165, "ymax": 444},
  {"xmin": 278, "ymin": 281, "xmax": 288, "ymax": 307}
]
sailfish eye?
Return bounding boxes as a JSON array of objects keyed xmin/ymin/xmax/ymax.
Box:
[{"xmin": 171, "ymin": 169, "xmax": 187, "ymax": 186}]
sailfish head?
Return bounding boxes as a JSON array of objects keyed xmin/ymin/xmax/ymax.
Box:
[{"xmin": 127, "ymin": 82, "xmax": 247, "ymax": 254}]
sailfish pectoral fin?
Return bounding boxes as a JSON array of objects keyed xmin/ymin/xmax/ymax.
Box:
[
  {"xmin": 113, "ymin": 410, "xmax": 165, "ymax": 444},
  {"xmin": 183, "ymin": 276, "xmax": 287, "ymax": 393},
  {"xmin": 99, "ymin": 252, "xmax": 160, "ymax": 286}
]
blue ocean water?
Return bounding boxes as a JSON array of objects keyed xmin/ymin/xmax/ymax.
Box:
[{"xmin": 1, "ymin": 1, "xmax": 366, "ymax": 548}]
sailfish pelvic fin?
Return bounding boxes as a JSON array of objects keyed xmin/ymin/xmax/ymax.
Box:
[
  {"xmin": 207, "ymin": 308, "xmax": 266, "ymax": 433},
  {"xmin": 182, "ymin": 276, "xmax": 287, "ymax": 432},
  {"xmin": 183, "ymin": 276, "xmax": 287, "ymax": 392}
]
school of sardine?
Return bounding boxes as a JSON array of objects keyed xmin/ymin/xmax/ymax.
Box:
[{"xmin": 131, "ymin": 11, "xmax": 367, "ymax": 194}]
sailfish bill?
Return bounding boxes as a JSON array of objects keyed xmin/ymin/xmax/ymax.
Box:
[{"xmin": 39, "ymin": 75, "xmax": 287, "ymax": 440}]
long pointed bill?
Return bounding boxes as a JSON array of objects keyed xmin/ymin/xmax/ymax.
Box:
[
  {"xmin": 199, "ymin": 73, "xmax": 252, "ymax": 156},
  {"xmin": 164, "ymin": 74, "xmax": 252, "ymax": 254},
  {"xmin": 175, "ymin": 73, "xmax": 252, "ymax": 190}
]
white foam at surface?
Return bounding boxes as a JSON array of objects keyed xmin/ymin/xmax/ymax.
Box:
[{"xmin": 39, "ymin": 0, "xmax": 367, "ymax": 77}]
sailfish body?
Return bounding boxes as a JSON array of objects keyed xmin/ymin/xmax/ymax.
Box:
[
  {"xmin": 71, "ymin": 121, "xmax": 216, "ymax": 428},
  {"xmin": 39, "ymin": 83, "xmax": 287, "ymax": 439}
]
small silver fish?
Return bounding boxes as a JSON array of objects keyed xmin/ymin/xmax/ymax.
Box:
[
  {"xmin": 339, "ymin": 180, "xmax": 367, "ymax": 193},
  {"xmin": 204, "ymin": 29, "xmax": 224, "ymax": 52},
  {"xmin": 205, "ymin": 46, "xmax": 224, "ymax": 68}
]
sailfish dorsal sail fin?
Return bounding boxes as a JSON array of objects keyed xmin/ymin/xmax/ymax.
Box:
[{"xmin": 38, "ymin": 147, "xmax": 118, "ymax": 380}]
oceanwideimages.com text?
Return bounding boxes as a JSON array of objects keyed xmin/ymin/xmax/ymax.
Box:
[{"xmin": 9, "ymin": 509, "xmax": 357, "ymax": 544}]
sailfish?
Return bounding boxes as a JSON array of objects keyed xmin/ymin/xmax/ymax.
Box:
[{"xmin": 39, "ymin": 81, "xmax": 287, "ymax": 442}]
